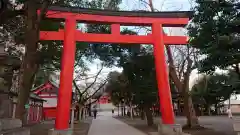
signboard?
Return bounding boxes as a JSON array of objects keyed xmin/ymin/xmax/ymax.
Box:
[{"xmin": 25, "ymin": 104, "xmax": 30, "ymax": 109}]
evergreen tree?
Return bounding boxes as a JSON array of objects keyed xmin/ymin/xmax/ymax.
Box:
[{"xmin": 189, "ymin": 0, "xmax": 240, "ymax": 76}]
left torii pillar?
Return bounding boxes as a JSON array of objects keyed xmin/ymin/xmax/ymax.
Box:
[{"xmin": 49, "ymin": 18, "xmax": 76, "ymax": 135}]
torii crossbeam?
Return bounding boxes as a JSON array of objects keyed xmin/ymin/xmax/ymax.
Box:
[{"xmin": 39, "ymin": 6, "xmax": 193, "ymax": 131}]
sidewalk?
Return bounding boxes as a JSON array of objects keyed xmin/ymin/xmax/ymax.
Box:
[{"xmin": 87, "ymin": 114, "xmax": 147, "ymax": 135}]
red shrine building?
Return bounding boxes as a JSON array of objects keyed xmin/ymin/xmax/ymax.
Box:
[
  {"xmin": 10, "ymin": 92, "xmax": 45, "ymax": 124},
  {"xmin": 32, "ymin": 80, "xmax": 78, "ymax": 120},
  {"xmin": 32, "ymin": 81, "xmax": 59, "ymax": 119},
  {"xmin": 97, "ymin": 93, "xmax": 110, "ymax": 104},
  {"xmin": 96, "ymin": 92, "xmax": 115, "ymax": 111},
  {"xmin": 9, "ymin": 72, "xmax": 45, "ymax": 124}
]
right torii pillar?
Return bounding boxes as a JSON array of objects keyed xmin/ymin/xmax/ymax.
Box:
[{"xmin": 153, "ymin": 23, "xmax": 175, "ymax": 124}]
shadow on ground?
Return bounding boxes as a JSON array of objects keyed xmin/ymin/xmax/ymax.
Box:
[
  {"xmin": 28, "ymin": 118, "xmax": 93, "ymax": 135},
  {"xmin": 116, "ymin": 116, "xmax": 236, "ymax": 135}
]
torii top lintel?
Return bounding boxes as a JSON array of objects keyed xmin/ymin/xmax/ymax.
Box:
[
  {"xmin": 44, "ymin": 6, "xmax": 193, "ymax": 27},
  {"xmin": 40, "ymin": 6, "xmax": 193, "ymax": 45}
]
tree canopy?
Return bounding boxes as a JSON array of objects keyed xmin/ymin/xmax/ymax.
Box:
[
  {"xmin": 191, "ymin": 73, "xmax": 233, "ymax": 107},
  {"xmin": 188, "ymin": 0, "xmax": 240, "ymax": 75}
]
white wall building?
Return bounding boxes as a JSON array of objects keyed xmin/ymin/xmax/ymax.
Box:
[{"xmin": 223, "ymin": 94, "xmax": 240, "ymax": 114}]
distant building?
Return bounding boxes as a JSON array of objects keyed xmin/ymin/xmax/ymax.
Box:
[
  {"xmin": 32, "ymin": 80, "xmax": 78, "ymax": 120},
  {"xmin": 9, "ymin": 70, "xmax": 45, "ymax": 124},
  {"xmin": 10, "ymin": 92, "xmax": 44, "ymax": 124},
  {"xmin": 96, "ymin": 92, "xmax": 115, "ymax": 111},
  {"xmin": 223, "ymin": 94, "xmax": 240, "ymax": 114},
  {"xmin": 98, "ymin": 92, "xmax": 110, "ymax": 104},
  {"xmin": 32, "ymin": 81, "xmax": 58, "ymax": 119}
]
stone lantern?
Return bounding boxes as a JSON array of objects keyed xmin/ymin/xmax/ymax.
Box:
[{"xmin": 0, "ymin": 44, "xmax": 20, "ymax": 118}]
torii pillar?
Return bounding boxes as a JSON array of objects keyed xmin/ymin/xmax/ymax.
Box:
[{"xmin": 39, "ymin": 6, "xmax": 192, "ymax": 135}]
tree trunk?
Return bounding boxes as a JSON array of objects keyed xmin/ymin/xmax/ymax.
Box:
[
  {"xmin": 88, "ymin": 104, "xmax": 92, "ymax": 116},
  {"xmin": 118, "ymin": 104, "xmax": 119, "ymax": 116},
  {"xmin": 146, "ymin": 1, "xmax": 197, "ymax": 127},
  {"xmin": 183, "ymin": 92, "xmax": 199, "ymax": 128},
  {"xmin": 85, "ymin": 107, "xmax": 87, "ymax": 118},
  {"xmin": 182, "ymin": 57, "xmax": 199, "ymax": 128},
  {"xmin": 234, "ymin": 64, "xmax": 240, "ymax": 79},
  {"xmin": 215, "ymin": 104, "xmax": 219, "ymax": 115},
  {"xmin": 81, "ymin": 107, "xmax": 84, "ymax": 119},
  {"xmin": 140, "ymin": 107, "xmax": 145, "ymax": 120},
  {"xmin": 76, "ymin": 107, "xmax": 80, "ymax": 121},
  {"xmin": 144, "ymin": 105, "xmax": 153, "ymax": 126},
  {"xmin": 121, "ymin": 104, "xmax": 124, "ymax": 116},
  {"xmin": 206, "ymin": 105, "xmax": 211, "ymax": 116},
  {"xmin": 78, "ymin": 105, "xmax": 83, "ymax": 121},
  {"xmin": 130, "ymin": 104, "xmax": 133, "ymax": 119},
  {"xmin": 15, "ymin": 0, "xmax": 40, "ymax": 121}
]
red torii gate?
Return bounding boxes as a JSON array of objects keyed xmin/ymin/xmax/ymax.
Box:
[{"xmin": 39, "ymin": 6, "xmax": 192, "ymax": 130}]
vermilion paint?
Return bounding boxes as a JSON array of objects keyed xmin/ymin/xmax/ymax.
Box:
[
  {"xmin": 39, "ymin": 9, "xmax": 190, "ymax": 130},
  {"xmin": 40, "ymin": 30, "xmax": 187, "ymax": 45},
  {"xmin": 54, "ymin": 18, "xmax": 77, "ymax": 130},
  {"xmin": 152, "ymin": 23, "xmax": 175, "ymax": 124}
]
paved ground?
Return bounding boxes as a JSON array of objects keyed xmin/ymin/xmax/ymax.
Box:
[
  {"xmin": 29, "ymin": 111, "xmax": 236, "ymax": 135},
  {"xmin": 114, "ymin": 111, "xmax": 236, "ymax": 135},
  {"xmin": 115, "ymin": 111, "xmax": 236, "ymax": 135},
  {"xmin": 117, "ymin": 115, "xmax": 236, "ymax": 135},
  {"xmin": 29, "ymin": 118, "xmax": 92, "ymax": 135},
  {"xmin": 88, "ymin": 112, "xmax": 147, "ymax": 135},
  {"xmin": 113, "ymin": 112, "xmax": 234, "ymax": 133},
  {"xmin": 175, "ymin": 116, "xmax": 235, "ymax": 135}
]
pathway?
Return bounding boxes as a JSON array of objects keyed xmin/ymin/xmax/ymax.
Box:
[{"xmin": 87, "ymin": 112, "xmax": 147, "ymax": 135}]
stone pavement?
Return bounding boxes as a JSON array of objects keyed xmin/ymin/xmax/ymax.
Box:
[{"xmin": 87, "ymin": 113, "xmax": 147, "ymax": 135}]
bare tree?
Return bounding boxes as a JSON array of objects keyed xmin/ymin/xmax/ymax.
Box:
[
  {"xmin": 13, "ymin": 0, "xmax": 78, "ymax": 121},
  {"xmin": 143, "ymin": 0, "xmax": 199, "ymax": 127},
  {"xmin": 73, "ymin": 64, "xmax": 104, "ymax": 104},
  {"xmin": 73, "ymin": 63, "xmax": 109, "ymax": 120},
  {"xmin": 15, "ymin": 0, "xmax": 53, "ymax": 121}
]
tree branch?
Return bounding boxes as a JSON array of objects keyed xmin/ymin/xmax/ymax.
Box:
[
  {"xmin": 81, "ymin": 79, "xmax": 108, "ymax": 105},
  {"xmin": 73, "ymin": 64, "xmax": 104, "ymax": 101},
  {"xmin": 37, "ymin": 0, "xmax": 51, "ymax": 25},
  {"xmin": 0, "ymin": 9, "xmax": 24, "ymax": 25},
  {"xmin": 73, "ymin": 80, "xmax": 81, "ymax": 95},
  {"xmin": 79, "ymin": 65, "xmax": 104, "ymax": 95}
]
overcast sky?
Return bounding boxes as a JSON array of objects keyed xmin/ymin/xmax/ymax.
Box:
[
  {"xmin": 120, "ymin": 0, "xmax": 192, "ymax": 11},
  {"xmin": 69, "ymin": 0, "xmax": 225, "ymax": 91},
  {"xmin": 85, "ymin": 0, "xmax": 199, "ymax": 88}
]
